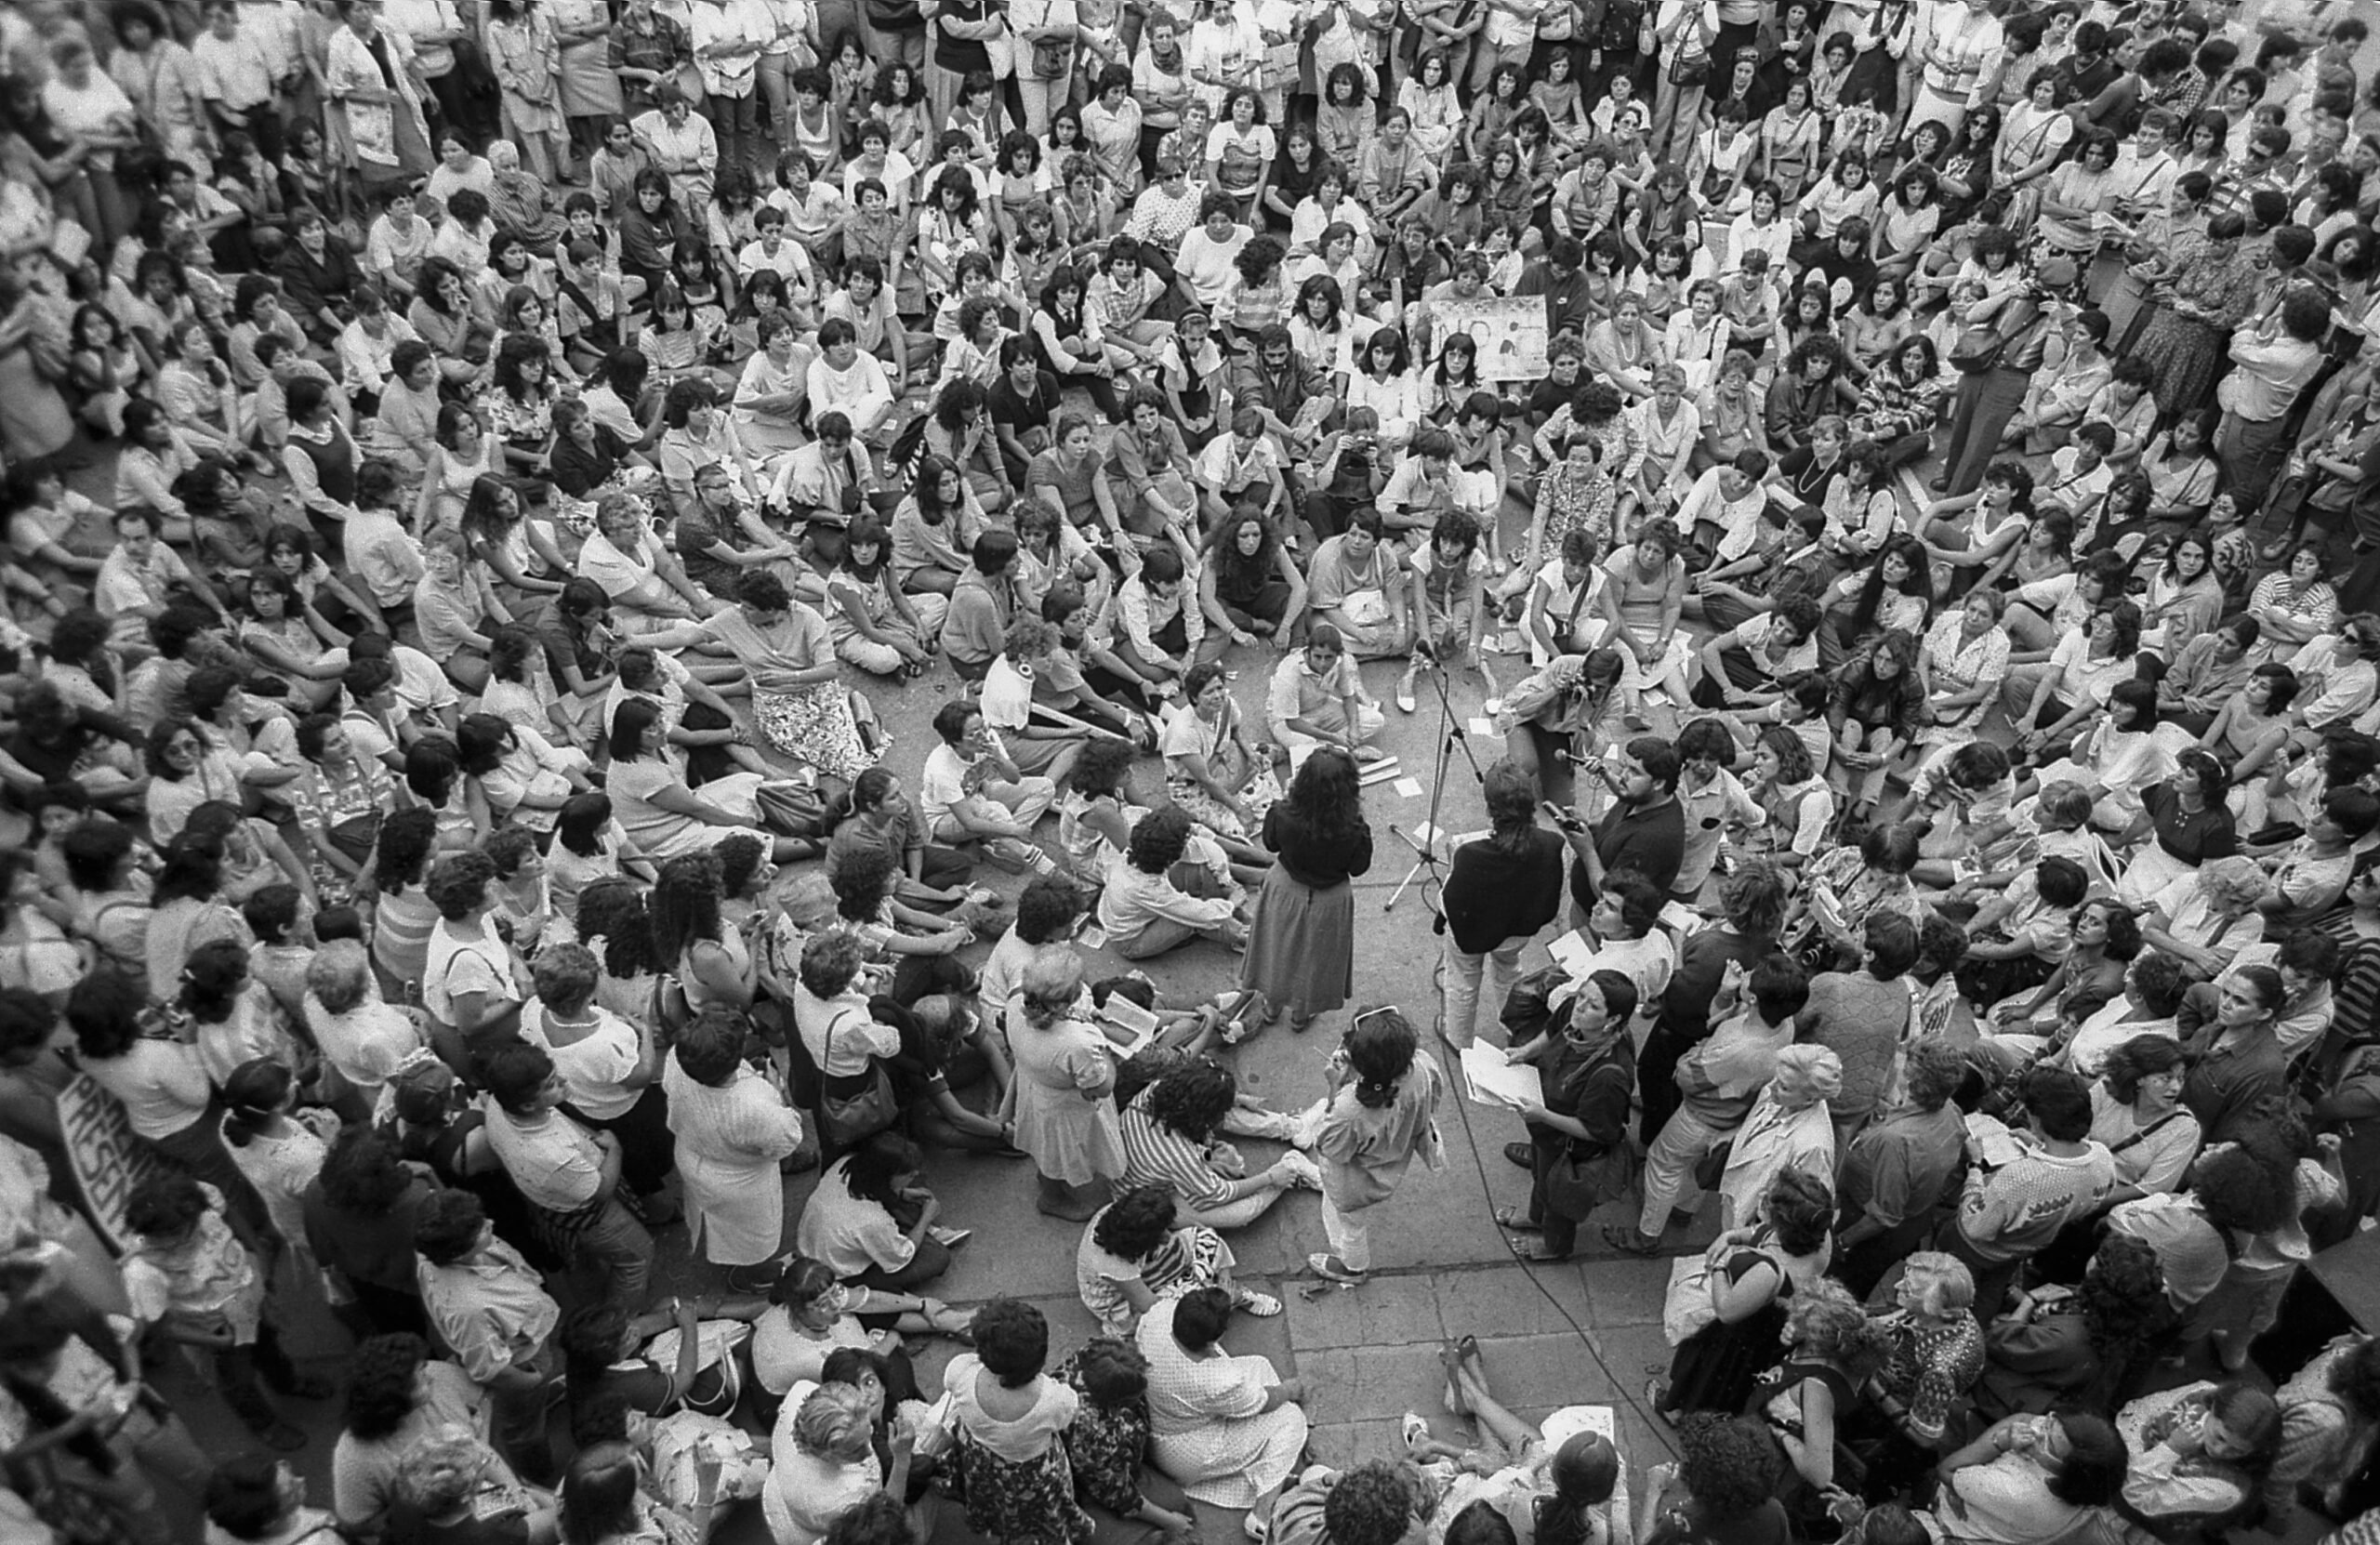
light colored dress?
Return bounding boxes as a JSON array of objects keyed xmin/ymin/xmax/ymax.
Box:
[
  {"xmin": 664, "ymin": 1056, "xmax": 805, "ymax": 1266},
  {"xmin": 223, "ymin": 1110, "xmax": 341, "ymax": 1248},
  {"xmin": 549, "ymin": 0, "xmax": 626, "ymax": 115},
  {"xmin": 604, "ymin": 757, "xmax": 775, "ymax": 858},
  {"xmin": 1916, "ymin": 613, "xmax": 2013, "ymax": 746},
  {"xmin": 486, "ymin": 8, "xmax": 567, "ymax": 139},
  {"xmin": 1134, "ymin": 1295, "xmax": 1308, "ymax": 1508},
  {"xmin": 1008, "ymin": 1011, "xmax": 1126, "ymax": 1187}
]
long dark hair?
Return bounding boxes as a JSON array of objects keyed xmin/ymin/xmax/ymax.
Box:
[
  {"xmin": 1848, "ymin": 533, "xmax": 1933, "ymax": 639},
  {"xmin": 1202, "ymin": 504, "xmax": 1283, "ymax": 584},
  {"xmin": 1277, "ymin": 746, "xmax": 1367, "ymax": 854},
  {"xmin": 842, "ymin": 1132, "xmax": 923, "ymax": 1211}
]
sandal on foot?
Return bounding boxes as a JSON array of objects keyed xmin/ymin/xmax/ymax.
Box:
[
  {"xmin": 1600, "ymin": 1224, "xmax": 1660, "ymax": 1256},
  {"xmin": 1645, "ymin": 1378, "xmax": 1674, "ymax": 1424},
  {"xmin": 1396, "ymin": 682, "xmax": 1418, "ymax": 713},
  {"xmin": 1402, "ymin": 1411, "xmax": 1433, "ymax": 1455},
  {"xmin": 1494, "ymin": 1206, "xmax": 1543, "ymax": 1232},
  {"xmin": 1234, "ymin": 1288, "xmax": 1284, "ymax": 1316},
  {"xmin": 1439, "ymin": 1340, "xmax": 1472, "ymax": 1417}
]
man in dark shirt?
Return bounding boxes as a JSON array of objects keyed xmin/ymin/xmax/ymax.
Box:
[
  {"xmin": 1230, "ymin": 324, "xmax": 1330, "ymax": 458},
  {"xmin": 1561, "ymin": 734, "xmax": 1686, "ymax": 914},
  {"xmin": 1514, "ymin": 235, "xmax": 1594, "ymax": 340},
  {"xmin": 2054, "ymin": 21, "xmax": 2124, "ymax": 111}
]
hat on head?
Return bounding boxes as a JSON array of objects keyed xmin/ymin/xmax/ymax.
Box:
[{"xmin": 2037, "ymin": 256, "xmax": 2080, "ymax": 288}]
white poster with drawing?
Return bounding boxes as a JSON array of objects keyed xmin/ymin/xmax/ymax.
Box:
[{"xmin": 1431, "ymin": 296, "xmax": 1550, "ymax": 384}]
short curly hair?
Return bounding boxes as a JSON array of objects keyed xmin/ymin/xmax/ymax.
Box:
[
  {"xmin": 1126, "ymin": 804, "xmax": 1196, "ymax": 874},
  {"xmin": 971, "ymin": 1299, "xmax": 1049, "ymax": 1388},
  {"xmin": 424, "ymin": 849, "xmax": 496, "ymax": 922},
  {"xmin": 800, "ymin": 931, "xmax": 866, "ymax": 999},
  {"xmin": 1092, "ymin": 1185, "xmax": 1178, "ymax": 1261},
  {"xmin": 1145, "ymin": 1061, "xmax": 1236, "ymax": 1142},
  {"xmin": 1672, "ymin": 1414, "xmax": 1778, "ymax": 1520},
  {"xmin": 342, "ymin": 1333, "xmax": 430, "ymax": 1441},
  {"xmin": 1324, "ymin": 1460, "xmax": 1417, "ymax": 1545}
]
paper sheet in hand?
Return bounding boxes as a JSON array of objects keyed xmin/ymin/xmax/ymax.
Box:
[
  {"xmin": 1546, "ymin": 930, "xmax": 1595, "ymax": 975},
  {"xmin": 1460, "ymin": 1044, "xmax": 1543, "ymax": 1110},
  {"xmin": 1964, "ymin": 1112, "xmax": 2028, "ymax": 1169}
]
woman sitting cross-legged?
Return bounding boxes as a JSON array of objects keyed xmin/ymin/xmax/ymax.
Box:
[
  {"xmin": 942, "ymin": 1299, "xmax": 1101, "ymax": 1545},
  {"xmin": 793, "ymin": 1130, "xmax": 961, "ymax": 1295},
  {"xmin": 1095, "ymin": 805, "xmax": 1250, "ymax": 961},
  {"xmin": 1051, "ymin": 1338, "xmax": 1202, "ymax": 1542},
  {"xmin": 1117, "ymin": 1060, "xmax": 1321, "ymax": 1234},
  {"xmin": 749, "ymin": 1253, "xmax": 971, "ymax": 1404},
  {"xmin": 1134, "ymin": 1285, "xmax": 1310, "ymax": 1538},
  {"xmin": 1077, "ymin": 1185, "xmax": 1284, "ymax": 1340}
]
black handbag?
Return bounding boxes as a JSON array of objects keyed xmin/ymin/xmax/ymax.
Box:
[
  {"xmin": 1542, "ymin": 1141, "xmax": 1639, "ymax": 1217},
  {"xmin": 816, "ymin": 1010, "xmax": 900, "ymax": 1151}
]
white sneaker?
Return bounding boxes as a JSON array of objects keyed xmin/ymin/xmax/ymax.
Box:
[{"xmin": 1276, "ymin": 1151, "xmax": 1323, "ymax": 1191}]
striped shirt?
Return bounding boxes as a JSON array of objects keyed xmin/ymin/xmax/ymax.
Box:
[{"xmin": 1117, "ymin": 1090, "xmax": 1233, "ymax": 1208}]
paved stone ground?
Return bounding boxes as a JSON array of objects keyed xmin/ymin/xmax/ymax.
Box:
[
  {"xmin": 77, "ymin": 422, "xmax": 2323, "ymax": 1545},
  {"xmin": 136, "ymin": 597, "xmax": 1720, "ymax": 1542}
]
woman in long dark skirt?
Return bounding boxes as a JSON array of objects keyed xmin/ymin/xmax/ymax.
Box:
[
  {"xmin": 1239, "ymin": 747, "xmax": 1372, "ymax": 1033},
  {"xmin": 1653, "ymin": 1165, "xmax": 1836, "ymax": 1420}
]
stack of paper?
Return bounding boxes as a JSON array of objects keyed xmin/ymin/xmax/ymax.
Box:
[
  {"xmin": 1546, "ymin": 931, "xmax": 1595, "ymax": 975},
  {"xmin": 1357, "ymin": 757, "xmax": 1405, "ymax": 787},
  {"xmin": 1459, "ymin": 1044, "xmax": 1543, "ymax": 1110}
]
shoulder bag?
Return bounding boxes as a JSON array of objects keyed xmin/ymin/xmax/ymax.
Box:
[{"xmin": 815, "ymin": 1006, "xmax": 900, "ymax": 1152}]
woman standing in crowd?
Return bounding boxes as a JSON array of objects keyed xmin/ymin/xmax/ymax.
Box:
[
  {"xmin": 13, "ymin": 10, "xmax": 2380, "ymax": 1545},
  {"xmin": 1239, "ymin": 746, "xmax": 1371, "ymax": 1034}
]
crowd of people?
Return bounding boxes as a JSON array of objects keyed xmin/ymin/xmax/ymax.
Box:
[{"xmin": 5, "ymin": 0, "xmax": 2380, "ymax": 1540}]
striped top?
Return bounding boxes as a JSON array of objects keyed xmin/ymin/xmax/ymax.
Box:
[{"xmin": 1117, "ymin": 1089, "xmax": 1234, "ymax": 1208}]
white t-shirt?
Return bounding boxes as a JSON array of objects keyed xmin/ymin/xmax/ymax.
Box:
[{"xmin": 919, "ymin": 742, "xmax": 973, "ymax": 830}]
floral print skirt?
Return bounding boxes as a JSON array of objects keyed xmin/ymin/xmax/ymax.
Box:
[
  {"xmin": 947, "ymin": 1430, "xmax": 1096, "ymax": 1545},
  {"xmin": 753, "ymin": 682, "xmax": 872, "ymax": 782}
]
